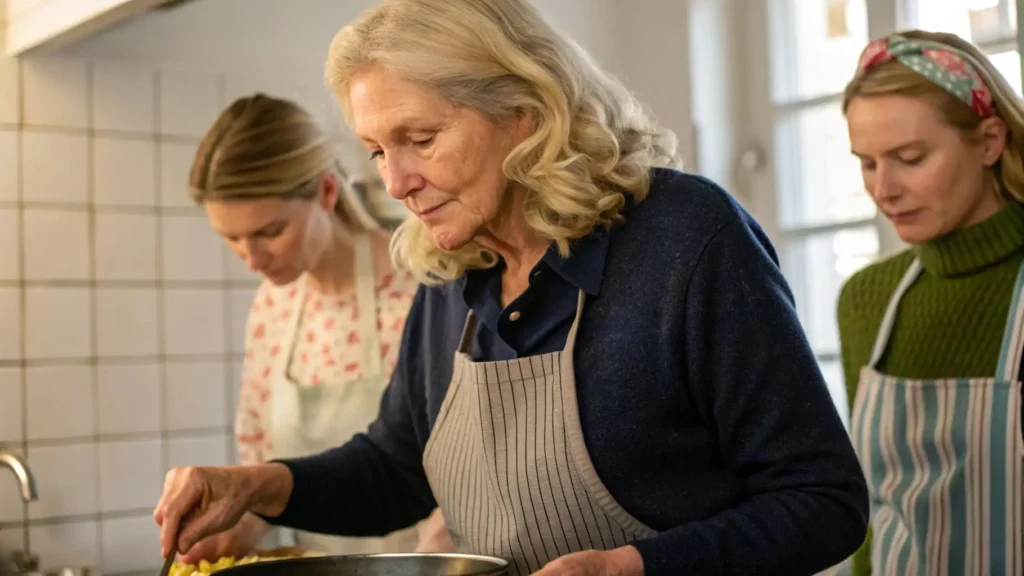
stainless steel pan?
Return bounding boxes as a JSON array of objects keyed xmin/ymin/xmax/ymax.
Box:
[{"xmin": 215, "ymin": 554, "xmax": 509, "ymax": 576}]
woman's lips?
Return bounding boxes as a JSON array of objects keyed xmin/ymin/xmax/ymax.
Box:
[
  {"xmin": 417, "ymin": 201, "xmax": 449, "ymax": 220},
  {"xmin": 886, "ymin": 208, "xmax": 922, "ymax": 223}
]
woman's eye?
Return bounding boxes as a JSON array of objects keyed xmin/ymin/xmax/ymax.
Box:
[
  {"xmin": 900, "ymin": 155, "xmax": 923, "ymax": 166},
  {"xmin": 369, "ymin": 150, "xmax": 384, "ymax": 160},
  {"xmin": 413, "ymin": 135, "xmax": 435, "ymax": 147}
]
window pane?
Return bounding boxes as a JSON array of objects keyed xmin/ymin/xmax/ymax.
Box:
[
  {"xmin": 908, "ymin": 0, "xmax": 1016, "ymax": 43},
  {"xmin": 987, "ymin": 49, "xmax": 1022, "ymax": 95},
  {"xmin": 782, "ymin": 226, "xmax": 879, "ymax": 357},
  {"xmin": 768, "ymin": 0, "xmax": 869, "ymax": 102},
  {"xmin": 773, "ymin": 100, "xmax": 876, "ymax": 229},
  {"xmin": 818, "ymin": 358, "xmax": 850, "ymax": 429}
]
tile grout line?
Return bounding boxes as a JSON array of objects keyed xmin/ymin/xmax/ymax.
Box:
[
  {"xmin": 217, "ymin": 74, "xmax": 236, "ymax": 466},
  {"xmin": 0, "ymin": 279, "xmax": 260, "ymax": 289},
  {"xmin": 85, "ymin": 60, "xmax": 106, "ymax": 569},
  {"xmin": 0, "ymin": 122, "xmax": 204, "ymax": 144},
  {"xmin": 0, "ymin": 352, "xmax": 245, "ymax": 368},
  {"xmin": 154, "ymin": 68, "xmax": 171, "ymax": 476},
  {"xmin": 15, "ymin": 54, "xmax": 30, "ymax": 556}
]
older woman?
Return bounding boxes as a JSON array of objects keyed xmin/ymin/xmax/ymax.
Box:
[
  {"xmin": 840, "ymin": 30, "xmax": 1024, "ymax": 575},
  {"xmin": 154, "ymin": 1, "xmax": 868, "ymax": 574}
]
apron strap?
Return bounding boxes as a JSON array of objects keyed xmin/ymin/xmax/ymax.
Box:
[
  {"xmin": 867, "ymin": 259, "xmax": 924, "ymax": 369},
  {"xmin": 278, "ymin": 275, "xmax": 309, "ymax": 378},
  {"xmin": 994, "ymin": 258, "xmax": 1024, "ymax": 382},
  {"xmin": 353, "ymin": 233, "xmax": 383, "ymax": 377}
]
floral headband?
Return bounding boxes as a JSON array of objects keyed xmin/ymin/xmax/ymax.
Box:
[{"xmin": 856, "ymin": 34, "xmax": 995, "ymax": 118}]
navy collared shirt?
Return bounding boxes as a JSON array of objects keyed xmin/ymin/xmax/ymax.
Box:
[{"xmin": 457, "ymin": 227, "xmax": 609, "ymax": 361}]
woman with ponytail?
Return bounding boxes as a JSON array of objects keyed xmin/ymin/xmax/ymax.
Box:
[
  {"xmin": 840, "ymin": 30, "xmax": 1024, "ymax": 575},
  {"xmin": 181, "ymin": 93, "xmax": 448, "ymax": 562}
]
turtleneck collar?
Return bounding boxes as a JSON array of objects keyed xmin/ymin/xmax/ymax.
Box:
[{"xmin": 914, "ymin": 202, "xmax": 1024, "ymax": 277}]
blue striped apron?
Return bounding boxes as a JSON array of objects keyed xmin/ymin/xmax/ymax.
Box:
[{"xmin": 850, "ymin": 257, "xmax": 1024, "ymax": 575}]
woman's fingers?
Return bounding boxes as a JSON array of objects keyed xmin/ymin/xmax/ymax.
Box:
[{"xmin": 155, "ymin": 467, "xmax": 207, "ymax": 557}]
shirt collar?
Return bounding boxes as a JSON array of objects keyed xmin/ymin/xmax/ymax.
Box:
[
  {"xmin": 541, "ymin": 226, "xmax": 609, "ymax": 295},
  {"xmin": 455, "ymin": 224, "xmax": 611, "ymax": 297}
]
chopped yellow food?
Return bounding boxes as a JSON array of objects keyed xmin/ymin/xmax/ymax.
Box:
[{"xmin": 170, "ymin": 555, "xmax": 260, "ymax": 576}]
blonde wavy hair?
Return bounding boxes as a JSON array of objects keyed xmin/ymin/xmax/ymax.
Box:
[
  {"xmin": 843, "ymin": 29, "xmax": 1024, "ymax": 203},
  {"xmin": 189, "ymin": 93, "xmax": 383, "ymax": 232},
  {"xmin": 325, "ymin": 0, "xmax": 681, "ymax": 283}
]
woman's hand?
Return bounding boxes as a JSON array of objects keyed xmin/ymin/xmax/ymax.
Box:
[
  {"xmin": 177, "ymin": 512, "xmax": 269, "ymax": 564},
  {"xmin": 153, "ymin": 463, "xmax": 293, "ymax": 558},
  {"xmin": 413, "ymin": 508, "xmax": 455, "ymax": 553},
  {"xmin": 530, "ymin": 546, "xmax": 644, "ymax": 576}
]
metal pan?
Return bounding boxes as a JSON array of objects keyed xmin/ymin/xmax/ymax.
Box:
[{"xmin": 214, "ymin": 553, "xmax": 509, "ymax": 576}]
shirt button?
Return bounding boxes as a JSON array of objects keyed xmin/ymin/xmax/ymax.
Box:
[{"xmin": 509, "ymin": 311, "xmax": 522, "ymax": 321}]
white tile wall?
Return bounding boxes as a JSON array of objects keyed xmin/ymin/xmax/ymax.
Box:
[
  {"xmin": 98, "ymin": 439, "xmax": 163, "ymax": 511},
  {"xmin": 92, "ymin": 62, "xmax": 155, "ymax": 134},
  {"xmin": 158, "ymin": 142, "xmax": 198, "ymax": 208},
  {"xmin": 0, "ymin": 368, "xmax": 21, "ymax": 444},
  {"xmin": 0, "ymin": 130, "xmax": 17, "ymax": 202},
  {"xmin": 163, "ymin": 289, "xmax": 226, "ymax": 356},
  {"xmin": 27, "ymin": 443, "xmax": 99, "ymax": 520},
  {"xmin": 158, "ymin": 70, "xmax": 220, "ymax": 137},
  {"xmin": 161, "ymin": 215, "xmax": 224, "ymax": 281},
  {"xmin": 0, "ymin": 288, "xmax": 21, "ymax": 360},
  {"xmin": 166, "ymin": 361, "xmax": 228, "ymax": 431},
  {"xmin": 0, "ymin": 54, "xmax": 269, "ymax": 572},
  {"xmin": 22, "ymin": 58, "xmax": 89, "ymax": 129},
  {"xmin": 28, "ymin": 520, "xmax": 99, "ymax": 570},
  {"xmin": 94, "ymin": 212, "xmax": 158, "ymax": 280},
  {"xmin": 24, "ymin": 287, "xmax": 92, "ymax": 359},
  {"xmin": 96, "ymin": 365, "xmax": 162, "ymax": 436},
  {"xmin": 21, "ymin": 132, "xmax": 89, "ymax": 204},
  {"xmin": 0, "ymin": 208, "xmax": 19, "ymax": 280},
  {"xmin": 95, "ymin": 288, "xmax": 160, "ymax": 357},
  {"xmin": 93, "ymin": 138, "xmax": 157, "ymax": 206},
  {"xmin": 22, "ymin": 209, "xmax": 90, "ymax": 280},
  {"xmin": 101, "ymin": 516, "xmax": 160, "ymax": 573},
  {"xmin": 0, "ymin": 57, "xmax": 19, "ymax": 125},
  {"xmin": 25, "ymin": 365, "xmax": 95, "ymax": 441}
]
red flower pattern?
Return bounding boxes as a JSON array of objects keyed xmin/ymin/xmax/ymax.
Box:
[{"xmin": 235, "ymin": 270, "xmax": 419, "ymax": 465}]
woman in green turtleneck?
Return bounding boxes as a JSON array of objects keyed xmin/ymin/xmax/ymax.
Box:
[{"xmin": 838, "ymin": 30, "xmax": 1024, "ymax": 576}]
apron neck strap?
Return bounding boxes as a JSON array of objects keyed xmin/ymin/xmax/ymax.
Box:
[
  {"xmin": 994, "ymin": 258, "xmax": 1024, "ymax": 382},
  {"xmin": 867, "ymin": 259, "xmax": 923, "ymax": 369},
  {"xmin": 455, "ymin": 289, "xmax": 588, "ymax": 356},
  {"xmin": 353, "ymin": 233, "xmax": 383, "ymax": 377}
]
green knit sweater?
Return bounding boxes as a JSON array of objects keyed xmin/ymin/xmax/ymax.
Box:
[{"xmin": 837, "ymin": 201, "xmax": 1024, "ymax": 576}]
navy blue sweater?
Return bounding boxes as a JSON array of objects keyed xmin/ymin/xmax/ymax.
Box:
[{"xmin": 268, "ymin": 169, "xmax": 869, "ymax": 575}]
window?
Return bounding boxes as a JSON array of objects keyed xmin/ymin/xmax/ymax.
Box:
[
  {"xmin": 906, "ymin": 0, "xmax": 1022, "ymax": 94},
  {"xmin": 764, "ymin": 0, "xmax": 881, "ymax": 427}
]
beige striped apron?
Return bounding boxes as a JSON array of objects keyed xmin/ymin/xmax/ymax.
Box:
[
  {"xmin": 850, "ymin": 257, "xmax": 1024, "ymax": 575},
  {"xmin": 422, "ymin": 290, "xmax": 657, "ymax": 575}
]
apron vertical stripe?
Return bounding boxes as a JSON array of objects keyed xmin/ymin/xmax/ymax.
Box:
[
  {"xmin": 895, "ymin": 382, "xmax": 925, "ymax": 576},
  {"xmin": 946, "ymin": 379, "xmax": 969, "ymax": 574},
  {"xmin": 989, "ymin": 376, "xmax": 1011, "ymax": 576}
]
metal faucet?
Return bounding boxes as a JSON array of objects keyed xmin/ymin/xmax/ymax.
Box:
[{"xmin": 0, "ymin": 449, "xmax": 37, "ymax": 502}]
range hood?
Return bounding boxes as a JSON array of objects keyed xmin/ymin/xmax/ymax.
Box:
[{"xmin": 5, "ymin": 0, "xmax": 189, "ymax": 56}]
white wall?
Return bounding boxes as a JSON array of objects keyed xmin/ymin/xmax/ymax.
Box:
[{"xmin": 0, "ymin": 1, "xmax": 693, "ymax": 574}]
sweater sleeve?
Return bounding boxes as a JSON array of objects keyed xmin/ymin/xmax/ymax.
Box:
[
  {"xmin": 264, "ymin": 286, "xmax": 438, "ymax": 536},
  {"xmin": 631, "ymin": 218, "xmax": 869, "ymax": 576},
  {"xmin": 837, "ymin": 275, "xmax": 875, "ymax": 576}
]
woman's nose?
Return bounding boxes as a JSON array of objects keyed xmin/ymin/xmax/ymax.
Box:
[
  {"xmin": 384, "ymin": 157, "xmax": 426, "ymax": 200},
  {"xmin": 869, "ymin": 167, "xmax": 900, "ymax": 203},
  {"xmin": 243, "ymin": 241, "xmax": 269, "ymax": 272}
]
